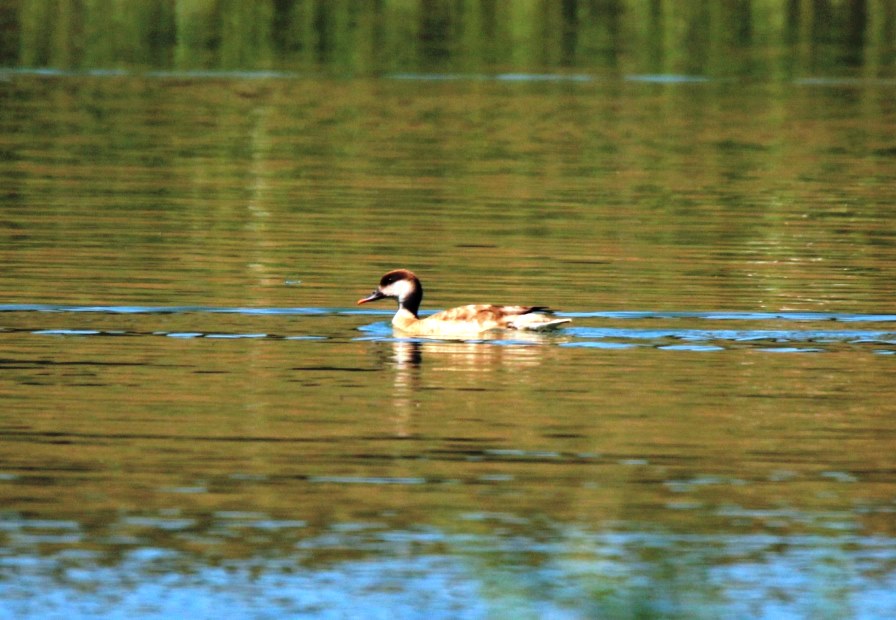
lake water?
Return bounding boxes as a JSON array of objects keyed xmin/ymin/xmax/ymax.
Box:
[{"xmin": 3, "ymin": 42, "xmax": 896, "ymax": 620}]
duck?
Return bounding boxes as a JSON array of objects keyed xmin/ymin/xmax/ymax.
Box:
[{"xmin": 357, "ymin": 269, "xmax": 571, "ymax": 338}]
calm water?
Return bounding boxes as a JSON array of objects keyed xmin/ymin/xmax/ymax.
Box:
[{"xmin": 2, "ymin": 66, "xmax": 896, "ymax": 618}]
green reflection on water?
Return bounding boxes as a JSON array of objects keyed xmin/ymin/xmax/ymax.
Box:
[
  {"xmin": 2, "ymin": 75, "xmax": 895, "ymax": 312},
  {"xmin": 6, "ymin": 0, "xmax": 895, "ymax": 78}
]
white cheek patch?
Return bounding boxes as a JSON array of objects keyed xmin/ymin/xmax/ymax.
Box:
[{"xmin": 383, "ymin": 278, "xmax": 413, "ymax": 301}]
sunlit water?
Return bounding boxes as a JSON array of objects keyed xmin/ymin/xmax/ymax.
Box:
[
  {"xmin": 2, "ymin": 61, "xmax": 896, "ymax": 619},
  {"xmin": 3, "ymin": 303, "xmax": 896, "ymax": 618}
]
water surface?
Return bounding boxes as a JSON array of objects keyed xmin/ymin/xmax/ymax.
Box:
[{"xmin": 2, "ymin": 30, "xmax": 896, "ymax": 620}]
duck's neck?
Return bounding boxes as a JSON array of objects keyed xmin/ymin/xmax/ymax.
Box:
[
  {"xmin": 398, "ymin": 285, "xmax": 422, "ymax": 318},
  {"xmin": 393, "ymin": 285, "xmax": 422, "ymax": 330}
]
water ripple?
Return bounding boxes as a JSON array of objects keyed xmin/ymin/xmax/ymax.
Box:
[
  {"xmin": 3, "ymin": 304, "xmax": 895, "ymax": 323},
  {"xmin": 3, "ymin": 305, "xmax": 895, "ymax": 352}
]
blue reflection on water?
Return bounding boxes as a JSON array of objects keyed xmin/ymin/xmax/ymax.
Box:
[
  {"xmin": 564, "ymin": 326, "xmax": 896, "ymax": 343},
  {"xmin": 6, "ymin": 68, "xmax": 896, "ymax": 89},
  {"xmin": 1, "ymin": 523, "xmax": 894, "ymax": 620},
  {"xmin": 4, "ymin": 305, "xmax": 896, "ymax": 352},
  {"xmin": 625, "ymin": 74, "xmax": 711, "ymax": 83}
]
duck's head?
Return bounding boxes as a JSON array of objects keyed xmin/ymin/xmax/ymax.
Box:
[{"xmin": 357, "ymin": 269, "xmax": 423, "ymax": 316}]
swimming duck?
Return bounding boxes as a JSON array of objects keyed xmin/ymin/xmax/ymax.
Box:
[{"xmin": 357, "ymin": 269, "xmax": 571, "ymax": 338}]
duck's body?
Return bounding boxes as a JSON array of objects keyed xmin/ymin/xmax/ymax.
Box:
[{"xmin": 357, "ymin": 269, "xmax": 571, "ymax": 338}]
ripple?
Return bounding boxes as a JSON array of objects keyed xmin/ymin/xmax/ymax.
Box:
[
  {"xmin": 659, "ymin": 344, "xmax": 725, "ymax": 352},
  {"xmin": 4, "ymin": 305, "xmax": 896, "ymax": 324},
  {"xmin": 203, "ymin": 333, "xmax": 268, "ymax": 339},
  {"xmin": 563, "ymin": 310, "xmax": 896, "ymax": 322},
  {"xmin": 31, "ymin": 329, "xmax": 102, "ymax": 336},
  {"xmin": 307, "ymin": 475, "xmax": 428, "ymax": 486},
  {"xmin": 0, "ymin": 67, "xmax": 302, "ymax": 80},
  {"xmin": 559, "ymin": 341, "xmax": 639, "ymax": 350},
  {"xmin": 796, "ymin": 76, "xmax": 896, "ymax": 87},
  {"xmin": 386, "ymin": 72, "xmax": 594, "ymax": 82},
  {"xmin": 5, "ymin": 305, "xmax": 895, "ymax": 353},
  {"xmin": 626, "ymin": 74, "xmax": 711, "ymax": 83},
  {"xmin": 0, "ymin": 304, "xmax": 333, "ymax": 315}
]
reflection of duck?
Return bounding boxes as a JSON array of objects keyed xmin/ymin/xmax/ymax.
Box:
[{"xmin": 357, "ymin": 269, "xmax": 571, "ymax": 339}]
